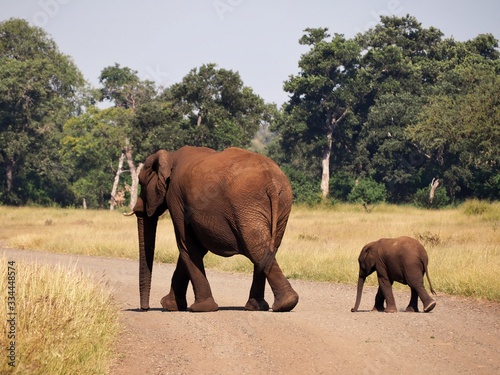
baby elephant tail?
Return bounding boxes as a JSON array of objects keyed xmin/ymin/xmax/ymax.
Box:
[{"xmin": 424, "ymin": 262, "xmax": 437, "ymax": 295}]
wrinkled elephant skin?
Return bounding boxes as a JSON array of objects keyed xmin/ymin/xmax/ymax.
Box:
[{"xmin": 133, "ymin": 146, "xmax": 298, "ymax": 313}]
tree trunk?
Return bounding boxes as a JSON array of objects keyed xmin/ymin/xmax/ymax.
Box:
[
  {"xmin": 124, "ymin": 139, "xmax": 143, "ymax": 210},
  {"xmin": 197, "ymin": 110, "xmax": 202, "ymax": 127},
  {"xmin": 129, "ymin": 161, "xmax": 143, "ymax": 210},
  {"xmin": 5, "ymin": 161, "xmax": 13, "ymax": 193},
  {"xmin": 109, "ymin": 153, "xmax": 125, "ymax": 211},
  {"xmin": 320, "ymin": 109, "xmax": 348, "ymax": 199},
  {"xmin": 99, "ymin": 190, "xmax": 104, "ymax": 209},
  {"xmin": 320, "ymin": 127, "xmax": 333, "ymax": 199},
  {"xmin": 429, "ymin": 178, "xmax": 440, "ymax": 203}
]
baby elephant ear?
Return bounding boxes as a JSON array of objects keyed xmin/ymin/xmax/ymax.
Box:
[
  {"xmin": 358, "ymin": 242, "xmax": 376, "ymax": 275},
  {"xmin": 139, "ymin": 150, "xmax": 172, "ymax": 217}
]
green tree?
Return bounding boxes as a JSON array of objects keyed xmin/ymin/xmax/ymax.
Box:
[
  {"xmin": 0, "ymin": 18, "xmax": 85, "ymax": 205},
  {"xmin": 130, "ymin": 99, "xmax": 185, "ymax": 158},
  {"xmin": 407, "ymin": 62, "xmax": 500, "ymax": 199},
  {"xmin": 281, "ymin": 29, "xmax": 362, "ymax": 199},
  {"xmin": 60, "ymin": 107, "xmax": 133, "ymax": 208},
  {"xmin": 353, "ymin": 15, "xmax": 444, "ymax": 202},
  {"xmin": 96, "ymin": 64, "xmax": 160, "ymax": 209},
  {"xmin": 166, "ymin": 63, "xmax": 273, "ymax": 150},
  {"xmin": 273, "ymin": 15, "xmax": 500, "ymax": 204},
  {"xmin": 99, "ymin": 63, "xmax": 156, "ymax": 109}
]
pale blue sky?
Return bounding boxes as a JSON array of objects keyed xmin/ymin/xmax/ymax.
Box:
[{"xmin": 1, "ymin": 0, "xmax": 499, "ymax": 105}]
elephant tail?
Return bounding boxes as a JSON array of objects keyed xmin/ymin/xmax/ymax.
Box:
[
  {"xmin": 424, "ymin": 262, "xmax": 437, "ymax": 295},
  {"xmin": 257, "ymin": 184, "xmax": 281, "ymax": 274}
]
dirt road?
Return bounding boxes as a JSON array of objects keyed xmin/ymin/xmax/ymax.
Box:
[{"xmin": 2, "ymin": 247, "xmax": 500, "ymax": 375}]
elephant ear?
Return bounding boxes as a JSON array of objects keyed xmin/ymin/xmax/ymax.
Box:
[
  {"xmin": 139, "ymin": 150, "xmax": 172, "ymax": 217},
  {"xmin": 359, "ymin": 243, "xmax": 376, "ymax": 276}
]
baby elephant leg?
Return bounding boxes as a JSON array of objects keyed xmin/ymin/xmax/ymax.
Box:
[
  {"xmin": 405, "ymin": 288, "xmax": 419, "ymax": 312},
  {"xmin": 372, "ymin": 286, "xmax": 385, "ymax": 312},
  {"xmin": 378, "ymin": 278, "xmax": 397, "ymax": 313},
  {"xmin": 419, "ymin": 286, "xmax": 436, "ymax": 312},
  {"xmin": 408, "ymin": 285, "xmax": 436, "ymax": 313}
]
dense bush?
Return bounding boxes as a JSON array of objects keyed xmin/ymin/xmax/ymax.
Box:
[
  {"xmin": 282, "ymin": 166, "xmax": 322, "ymax": 206},
  {"xmin": 412, "ymin": 186, "xmax": 450, "ymax": 209},
  {"xmin": 329, "ymin": 171, "xmax": 356, "ymax": 201},
  {"xmin": 347, "ymin": 178, "xmax": 387, "ymax": 205}
]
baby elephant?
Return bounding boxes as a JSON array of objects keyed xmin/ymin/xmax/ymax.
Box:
[{"xmin": 351, "ymin": 236, "xmax": 436, "ymax": 313}]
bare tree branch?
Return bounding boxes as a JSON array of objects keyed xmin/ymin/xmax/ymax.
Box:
[{"xmin": 429, "ymin": 178, "xmax": 440, "ymax": 203}]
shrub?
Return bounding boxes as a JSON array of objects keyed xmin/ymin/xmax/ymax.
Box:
[
  {"xmin": 461, "ymin": 199, "xmax": 491, "ymax": 216},
  {"xmin": 282, "ymin": 165, "xmax": 322, "ymax": 206},
  {"xmin": 347, "ymin": 177, "xmax": 387, "ymax": 205},
  {"xmin": 329, "ymin": 171, "xmax": 356, "ymax": 201},
  {"xmin": 413, "ymin": 230, "xmax": 442, "ymax": 247},
  {"xmin": 413, "ymin": 186, "xmax": 450, "ymax": 209}
]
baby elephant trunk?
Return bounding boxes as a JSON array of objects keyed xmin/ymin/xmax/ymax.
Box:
[{"xmin": 351, "ymin": 276, "xmax": 365, "ymax": 312}]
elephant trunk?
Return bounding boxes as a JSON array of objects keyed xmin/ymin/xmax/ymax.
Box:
[
  {"xmin": 351, "ymin": 276, "xmax": 365, "ymax": 312},
  {"xmin": 137, "ymin": 214, "xmax": 158, "ymax": 310}
]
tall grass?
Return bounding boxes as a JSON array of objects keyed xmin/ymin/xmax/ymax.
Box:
[
  {"xmin": 1, "ymin": 202, "xmax": 499, "ymax": 302},
  {"xmin": 278, "ymin": 203, "xmax": 500, "ymax": 302},
  {"xmin": 0, "ymin": 259, "xmax": 119, "ymax": 374},
  {"xmin": 0, "ymin": 208, "xmax": 179, "ymax": 264}
]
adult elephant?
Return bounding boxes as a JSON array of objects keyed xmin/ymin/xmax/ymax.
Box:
[
  {"xmin": 132, "ymin": 146, "xmax": 299, "ymax": 313},
  {"xmin": 351, "ymin": 236, "xmax": 436, "ymax": 313}
]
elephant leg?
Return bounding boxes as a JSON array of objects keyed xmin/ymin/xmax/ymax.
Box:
[
  {"xmin": 415, "ymin": 284, "xmax": 436, "ymax": 313},
  {"xmin": 178, "ymin": 242, "xmax": 218, "ymax": 312},
  {"xmin": 372, "ymin": 286, "xmax": 385, "ymax": 312},
  {"xmin": 265, "ymin": 259, "xmax": 299, "ymax": 312},
  {"xmin": 245, "ymin": 265, "xmax": 270, "ymax": 311},
  {"xmin": 405, "ymin": 287, "xmax": 419, "ymax": 312},
  {"xmin": 378, "ymin": 277, "xmax": 397, "ymax": 313},
  {"xmin": 161, "ymin": 256, "xmax": 189, "ymax": 311}
]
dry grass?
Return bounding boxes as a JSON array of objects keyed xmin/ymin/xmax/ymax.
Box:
[
  {"xmin": 0, "ymin": 208, "xmax": 179, "ymax": 264},
  {"xmin": 278, "ymin": 203, "xmax": 500, "ymax": 302},
  {"xmin": 1, "ymin": 202, "xmax": 499, "ymax": 302},
  {"xmin": 0, "ymin": 259, "xmax": 119, "ymax": 375}
]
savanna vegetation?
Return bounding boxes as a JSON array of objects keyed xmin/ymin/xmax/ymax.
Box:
[
  {"xmin": 1, "ymin": 15, "xmax": 498, "ymax": 208},
  {"xmin": 0, "ymin": 258, "xmax": 119, "ymax": 375},
  {"xmin": 1, "ymin": 202, "xmax": 499, "ymax": 302},
  {"xmin": 1, "ymin": 13, "xmax": 498, "ymax": 375}
]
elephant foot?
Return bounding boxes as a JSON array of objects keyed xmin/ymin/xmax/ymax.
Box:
[
  {"xmin": 189, "ymin": 297, "xmax": 219, "ymax": 312},
  {"xmin": 160, "ymin": 293, "xmax": 188, "ymax": 312},
  {"xmin": 405, "ymin": 306, "xmax": 419, "ymax": 313},
  {"xmin": 372, "ymin": 306, "xmax": 384, "ymax": 312},
  {"xmin": 424, "ymin": 300, "xmax": 436, "ymax": 313},
  {"xmin": 245, "ymin": 298, "xmax": 270, "ymax": 311},
  {"xmin": 384, "ymin": 307, "xmax": 398, "ymax": 313},
  {"xmin": 272, "ymin": 290, "xmax": 299, "ymax": 312}
]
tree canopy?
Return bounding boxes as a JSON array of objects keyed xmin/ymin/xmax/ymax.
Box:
[
  {"xmin": 165, "ymin": 63, "xmax": 273, "ymax": 151},
  {"xmin": 0, "ymin": 18, "xmax": 85, "ymax": 205},
  {"xmin": 272, "ymin": 15, "xmax": 499, "ymax": 204},
  {"xmin": 0, "ymin": 15, "xmax": 498, "ymax": 208}
]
